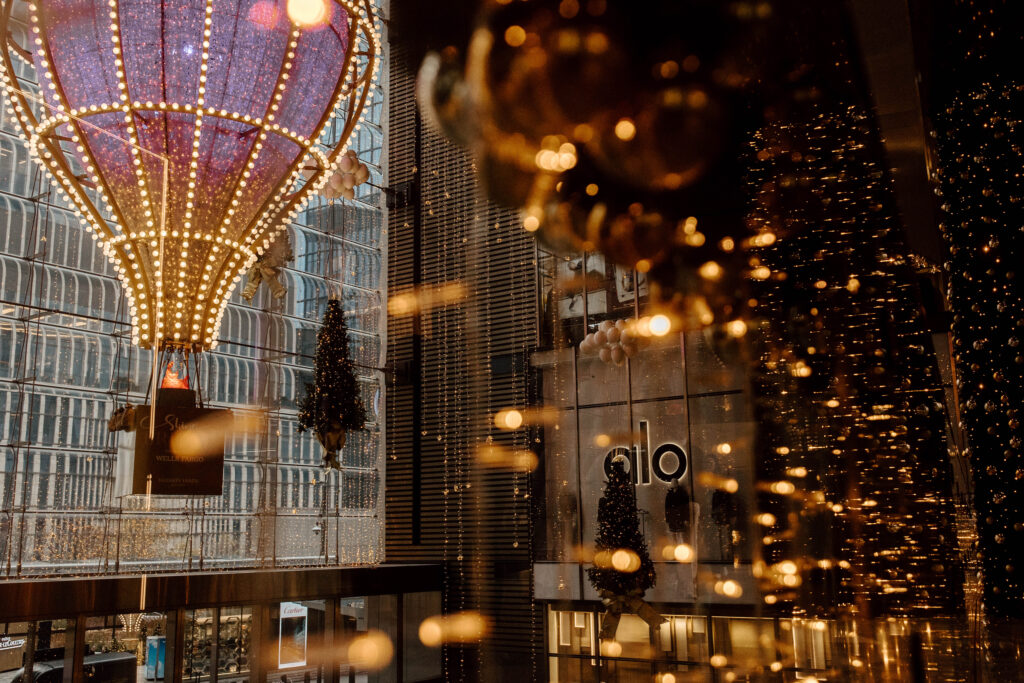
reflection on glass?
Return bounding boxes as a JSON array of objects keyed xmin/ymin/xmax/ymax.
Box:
[
  {"xmin": 658, "ymin": 615, "xmax": 708, "ymax": 663},
  {"xmin": 217, "ymin": 607, "xmax": 252, "ymax": 682},
  {"xmin": 547, "ymin": 608, "xmax": 595, "ymax": 657},
  {"xmin": 711, "ymin": 616, "xmax": 775, "ymax": 675},
  {"xmin": 1, "ymin": 620, "xmax": 68, "ymax": 683},
  {"xmin": 184, "ymin": 609, "xmax": 215, "ymax": 682}
]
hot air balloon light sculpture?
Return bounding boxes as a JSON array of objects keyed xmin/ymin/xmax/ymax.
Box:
[{"xmin": 0, "ymin": 0, "xmax": 379, "ymax": 354}]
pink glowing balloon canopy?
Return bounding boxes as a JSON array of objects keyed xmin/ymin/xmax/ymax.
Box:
[{"xmin": 0, "ymin": 0, "xmax": 378, "ymax": 350}]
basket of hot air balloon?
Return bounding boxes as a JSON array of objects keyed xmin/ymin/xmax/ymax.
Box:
[{"xmin": 1, "ymin": 0, "xmax": 380, "ymax": 491}]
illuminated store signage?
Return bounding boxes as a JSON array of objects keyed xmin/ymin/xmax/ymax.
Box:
[
  {"xmin": 0, "ymin": 635, "xmax": 26, "ymax": 651},
  {"xmin": 603, "ymin": 420, "xmax": 687, "ymax": 485},
  {"xmin": 278, "ymin": 602, "xmax": 308, "ymax": 669}
]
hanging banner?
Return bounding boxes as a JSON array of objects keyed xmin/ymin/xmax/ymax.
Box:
[
  {"xmin": 278, "ymin": 602, "xmax": 308, "ymax": 669},
  {"xmin": 132, "ymin": 406, "xmax": 228, "ymax": 495}
]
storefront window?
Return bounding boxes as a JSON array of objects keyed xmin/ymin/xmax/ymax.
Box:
[
  {"xmin": 217, "ymin": 607, "xmax": 252, "ymax": 682},
  {"xmin": 0, "ymin": 620, "xmax": 69, "ymax": 683},
  {"xmin": 183, "ymin": 609, "xmax": 215, "ymax": 682},
  {"xmin": 711, "ymin": 617, "xmax": 776, "ymax": 681},
  {"xmin": 656, "ymin": 614, "xmax": 708, "ymax": 664},
  {"xmin": 548, "ymin": 608, "xmax": 595, "ymax": 658}
]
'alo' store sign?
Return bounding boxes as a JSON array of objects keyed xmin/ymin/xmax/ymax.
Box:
[{"xmin": 603, "ymin": 420, "xmax": 688, "ymax": 485}]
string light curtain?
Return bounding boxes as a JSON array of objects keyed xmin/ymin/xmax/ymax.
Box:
[
  {"xmin": 747, "ymin": 3, "xmax": 964, "ymax": 621},
  {"xmin": 928, "ymin": 0, "xmax": 1024, "ymax": 618},
  {"xmin": 749, "ymin": 104, "xmax": 964, "ymax": 619},
  {"xmin": 0, "ymin": 0, "xmax": 379, "ymax": 351}
]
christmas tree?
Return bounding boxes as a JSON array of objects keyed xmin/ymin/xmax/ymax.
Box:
[
  {"xmin": 298, "ymin": 298, "xmax": 367, "ymax": 469},
  {"xmin": 587, "ymin": 460, "xmax": 661, "ymax": 639}
]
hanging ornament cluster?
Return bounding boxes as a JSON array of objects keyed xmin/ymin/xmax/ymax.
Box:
[
  {"xmin": 242, "ymin": 230, "xmax": 294, "ymax": 302},
  {"xmin": 578, "ymin": 319, "xmax": 648, "ymax": 365},
  {"xmin": 0, "ymin": 0, "xmax": 380, "ymax": 352},
  {"xmin": 415, "ymin": 0, "xmax": 807, "ymax": 327},
  {"xmin": 307, "ymin": 149, "xmax": 372, "ymax": 201}
]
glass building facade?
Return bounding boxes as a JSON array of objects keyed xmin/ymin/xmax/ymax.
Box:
[{"xmin": 0, "ymin": 6, "xmax": 388, "ymax": 577}]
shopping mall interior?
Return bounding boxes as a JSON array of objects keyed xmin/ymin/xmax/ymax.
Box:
[{"xmin": 0, "ymin": 0, "xmax": 1022, "ymax": 681}]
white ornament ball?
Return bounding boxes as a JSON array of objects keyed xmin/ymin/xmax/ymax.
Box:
[
  {"xmin": 594, "ymin": 330, "xmax": 608, "ymax": 345},
  {"xmin": 301, "ymin": 166, "xmax": 316, "ymax": 181},
  {"xmin": 329, "ymin": 171, "xmax": 346, "ymax": 191},
  {"xmin": 341, "ymin": 186, "xmax": 356, "ymax": 200},
  {"xmin": 599, "ymin": 347, "xmax": 612, "ymax": 363},
  {"xmin": 607, "ymin": 327, "xmax": 621, "ymax": 344},
  {"xmin": 322, "ymin": 184, "xmax": 342, "ymax": 200},
  {"xmin": 615, "ymin": 319, "xmax": 626, "ymax": 330},
  {"xmin": 611, "ymin": 346, "xmax": 625, "ymax": 364},
  {"xmin": 600, "ymin": 319, "xmax": 614, "ymax": 332}
]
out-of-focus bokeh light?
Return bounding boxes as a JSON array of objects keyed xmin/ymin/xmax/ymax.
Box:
[
  {"xmin": 347, "ymin": 630, "xmax": 393, "ymax": 670},
  {"xmin": 388, "ymin": 282, "xmax": 467, "ymax": 316},
  {"xmin": 287, "ymin": 0, "xmax": 329, "ymax": 26},
  {"xmin": 494, "ymin": 409, "xmax": 524, "ymax": 430},
  {"xmin": 418, "ymin": 611, "xmax": 489, "ymax": 646},
  {"xmin": 504, "ymin": 25, "xmax": 527, "ymax": 47},
  {"xmin": 476, "ymin": 444, "xmax": 538, "ymax": 471},
  {"xmin": 648, "ymin": 314, "xmax": 671, "ymax": 336},
  {"xmin": 673, "ymin": 543, "xmax": 694, "ymax": 563},
  {"xmin": 614, "ymin": 118, "xmax": 636, "ymax": 141},
  {"xmin": 170, "ymin": 409, "xmax": 266, "ymax": 459},
  {"xmin": 610, "ymin": 549, "xmax": 641, "ymax": 573}
]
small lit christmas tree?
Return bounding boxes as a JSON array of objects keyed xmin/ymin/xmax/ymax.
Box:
[
  {"xmin": 587, "ymin": 460, "xmax": 662, "ymax": 639},
  {"xmin": 298, "ymin": 298, "xmax": 367, "ymax": 470}
]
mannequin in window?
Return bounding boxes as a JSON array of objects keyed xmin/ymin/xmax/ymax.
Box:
[
  {"xmin": 710, "ymin": 469, "xmax": 747, "ymax": 563},
  {"xmin": 665, "ymin": 478, "xmax": 698, "ymax": 552}
]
